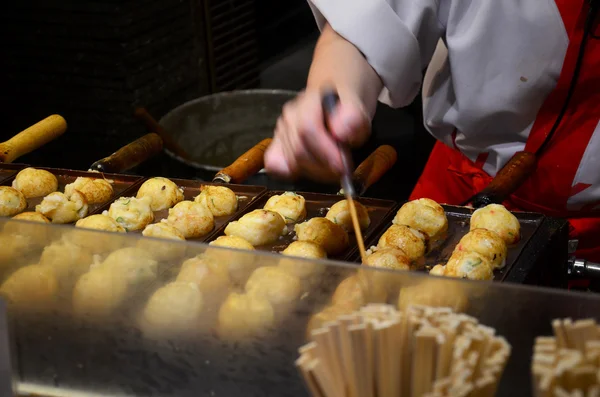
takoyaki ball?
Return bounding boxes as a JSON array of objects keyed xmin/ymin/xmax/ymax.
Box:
[
  {"xmin": 139, "ymin": 223, "xmax": 186, "ymax": 261},
  {"xmin": 38, "ymin": 239, "xmax": 94, "ymax": 289},
  {"xmin": 12, "ymin": 168, "xmax": 58, "ymax": 198},
  {"xmin": 331, "ymin": 274, "xmax": 387, "ymax": 310},
  {"xmin": 6, "ymin": 211, "xmax": 51, "ymax": 248},
  {"xmin": 397, "ymin": 278, "xmax": 468, "ymax": 313},
  {"xmin": 65, "ymin": 177, "xmax": 113, "ymax": 204},
  {"xmin": 136, "ymin": 177, "xmax": 184, "ymax": 211},
  {"xmin": 141, "ymin": 282, "xmax": 204, "ymax": 336},
  {"xmin": 165, "ymin": 201, "xmax": 214, "ymax": 239},
  {"xmin": 210, "ymin": 235, "xmax": 255, "ymax": 251},
  {"xmin": 0, "ymin": 186, "xmax": 27, "ymax": 217},
  {"xmin": 12, "ymin": 211, "xmax": 49, "ymax": 223},
  {"xmin": 76, "ymin": 214, "xmax": 126, "ymax": 233},
  {"xmin": 72, "ymin": 267, "xmax": 129, "ymax": 318},
  {"xmin": 36, "ymin": 191, "xmax": 88, "ymax": 224},
  {"xmin": 177, "ymin": 256, "xmax": 231, "ymax": 302},
  {"xmin": 364, "ymin": 247, "xmax": 411, "ymax": 271},
  {"xmin": 470, "ymin": 204, "xmax": 521, "ymax": 245},
  {"xmin": 263, "ymin": 192, "xmax": 306, "ymax": 224},
  {"xmin": 294, "ymin": 217, "xmax": 349, "ymax": 256},
  {"xmin": 279, "ymin": 241, "xmax": 327, "ymax": 279},
  {"xmin": 429, "ymin": 264, "xmax": 446, "ymax": 277},
  {"xmin": 97, "ymin": 247, "xmax": 158, "ymax": 288},
  {"xmin": 207, "ymin": 236, "xmax": 256, "ymax": 285},
  {"xmin": 105, "ymin": 196, "xmax": 153, "ymax": 231},
  {"xmin": 224, "ymin": 209, "xmax": 286, "ymax": 246},
  {"xmin": 456, "ymin": 228, "xmax": 507, "ymax": 269},
  {"xmin": 325, "ymin": 199, "xmax": 370, "ymax": 232},
  {"xmin": 218, "ymin": 292, "xmax": 275, "ymax": 340},
  {"xmin": 377, "ymin": 225, "xmax": 426, "ymax": 262},
  {"xmin": 393, "ymin": 198, "xmax": 448, "ymax": 241},
  {"xmin": 0, "ymin": 264, "xmax": 58, "ymax": 311},
  {"xmin": 245, "ymin": 266, "xmax": 302, "ymax": 307},
  {"xmin": 142, "ymin": 222, "xmax": 185, "ymax": 241},
  {"xmin": 70, "ymin": 214, "xmax": 126, "ymax": 254},
  {"xmin": 195, "ymin": 185, "xmax": 238, "ymax": 217},
  {"xmin": 444, "ymin": 250, "xmax": 494, "ymax": 281}
]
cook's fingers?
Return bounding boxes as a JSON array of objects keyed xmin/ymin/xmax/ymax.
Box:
[
  {"xmin": 327, "ymin": 102, "xmax": 371, "ymax": 148},
  {"xmin": 264, "ymin": 136, "xmax": 295, "ymax": 179},
  {"xmin": 301, "ymin": 161, "xmax": 342, "ymax": 183},
  {"xmin": 294, "ymin": 96, "xmax": 344, "ymax": 174}
]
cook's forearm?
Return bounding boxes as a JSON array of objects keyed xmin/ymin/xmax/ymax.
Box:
[{"xmin": 307, "ymin": 24, "xmax": 383, "ymax": 118}]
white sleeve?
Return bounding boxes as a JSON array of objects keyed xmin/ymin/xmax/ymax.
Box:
[{"xmin": 308, "ymin": 0, "xmax": 444, "ymax": 108}]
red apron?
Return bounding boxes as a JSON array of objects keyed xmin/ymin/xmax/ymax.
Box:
[{"xmin": 410, "ymin": 0, "xmax": 600, "ymax": 263}]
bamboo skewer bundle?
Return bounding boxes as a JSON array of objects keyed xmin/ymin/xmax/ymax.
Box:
[
  {"xmin": 532, "ymin": 318, "xmax": 600, "ymax": 397},
  {"xmin": 296, "ymin": 304, "xmax": 511, "ymax": 397}
]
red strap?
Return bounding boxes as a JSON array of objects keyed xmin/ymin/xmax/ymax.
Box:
[
  {"xmin": 525, "ymin": 0, "xmax": 591, "ymax": 154},
  {"xmin": 517, "ymin": 1, "xmax": 600, "ymax": 212}
]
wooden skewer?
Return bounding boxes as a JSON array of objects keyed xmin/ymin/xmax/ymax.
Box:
[
  {"xmin": 296, "ymin": 355, "xmax": 325, "ymax": 397},
  {"xmin": 325, "ymin": 322, "xmax": 347, "ymax": 396},
  {"xmin": 436, "ymin": 323, "xmax": 457, "ymax": 380},
  {"xmin": 554, "ymin": 319, "xmax": 569, "ymax": 349},
  {"xmin": 348, "ymin": 323, "xmax": 368, "ymax": 397},
  {"xmin": 412, "ymin": 327, "xmax": 440, "ymax": 397},
  {"xmin": 387, "ymin": 320, "xmax": 403, "ymax": 397},
  {"xmin": 338, "ymin": 315, "xmax": 359, "ymax": 397},
  {"xmin": 312, "ymin": 328, "xmax": 344, "ymax": 397},
  {"xmin": 364, "ymin": 321, "xmax": 375, "ymax": 397},
  {"xmin": 310, "ymin": 359, "xmax": 339, "ymax": 397},
  {"xmin": 347, "ymin": 197, "xmax": 368, "ymax": 263}
]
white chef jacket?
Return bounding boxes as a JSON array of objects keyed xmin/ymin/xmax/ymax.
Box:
[{"xmin": 308, "ymin": 0, "xmax": 600, "ymax": 212}]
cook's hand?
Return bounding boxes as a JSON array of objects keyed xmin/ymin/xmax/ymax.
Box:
[{"xmin": 264, "ymin": 90, "xmax": 371, "ymax": 182}]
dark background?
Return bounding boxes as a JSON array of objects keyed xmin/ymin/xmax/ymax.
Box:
[{"xmin": 0, "ymin": 0, "xmax": 434, "ymax": 200}]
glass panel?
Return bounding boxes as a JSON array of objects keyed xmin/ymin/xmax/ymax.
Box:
[{"xmin": 0, "ymin": 219, "xmax": 598, "ymax": 397}]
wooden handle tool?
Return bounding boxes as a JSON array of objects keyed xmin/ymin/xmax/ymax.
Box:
[
  {"xmin": 340, "ymin": 145, "xmax": 397, "ymax": 196},
  {"xmin": 0, "ymin": 115, "xmax": 67, "ymax": 163},
  {"xmin": 133, "ymin": 107, "xmax": 191, "ymax": 161},
  {"xmin": 464, "ymin": 151, "xmax": 538, "ymax": 208},
  {"xmin": 89, "ymin": 133, "xmax": 163, "ymax": 173},
  {"xmin": 213, "ymin": 138, "xmax": 272, "ymax": 184}
]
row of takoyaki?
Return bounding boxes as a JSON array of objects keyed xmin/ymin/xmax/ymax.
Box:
[
  {"xmin": 362, "ymin": 198, "xmax": 449, "ymax": 273},
  {"xmin": 0, "ymin": 172, "xmax": 242, "ymax": 241},
  {"xmin": 100, "ymin": 177, "xmax": 239, "ymax": 240},
  {"xmin": 223, "ymin": 192, "xmax": 371, "ymax": 255},
  {"xmin": 430, "ymin": 203, "xmax": 521, "ymax": 280},
  {"xmin": 0, "ymin": 167, "xmax": 114, "ymax": 223}
]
